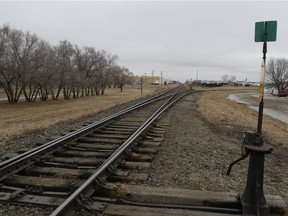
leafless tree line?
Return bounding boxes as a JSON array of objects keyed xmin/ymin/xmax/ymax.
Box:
[
  {"xmin": 0, "ymin": 24, "xmax": 132, "ymax": 103},
  {"xmin": 221, "ymin": 74, "xmax": 236, "ymax": 82},
  {"xmin": 266, "ymin": 58, "xmax": 288, "ymax": 92}
]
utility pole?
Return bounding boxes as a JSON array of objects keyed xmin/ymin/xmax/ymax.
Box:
[
  {"xmin": 160, "ymin": 70, "xmax": 163, "ymax": 86},
  {"xmin": 141, "ymin": 77, "xmax": 143, "ymax": 95}
]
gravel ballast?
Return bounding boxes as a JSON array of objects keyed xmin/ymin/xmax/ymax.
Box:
[{"xmin": 146, "ymin": 93, "xmax": 288, "ymax": 207}]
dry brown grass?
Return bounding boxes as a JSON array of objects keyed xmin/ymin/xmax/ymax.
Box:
[
  {"xmin": 0, "ymin": 84, "xmax": 171, "ymax": 146},
  {"xmin": 196, "ymin": 86, "xmax": 288, "ymax": 148}
]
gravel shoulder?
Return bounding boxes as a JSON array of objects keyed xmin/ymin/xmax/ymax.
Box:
[{"xmin": 146, "ymin": 92, "xmax": 288, "ymax": 208}]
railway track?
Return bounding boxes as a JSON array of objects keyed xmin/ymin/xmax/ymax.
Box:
[
  {"xmin": 0, "ymin": 85, "xmax": 189, "ymax": 215},
  {"xmin": 1, "ymin": 85, "xmax": 286, "ymax": 216}
]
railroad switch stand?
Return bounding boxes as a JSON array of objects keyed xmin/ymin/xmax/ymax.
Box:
[{"xmin": 227, "ymin": 131, "xmax": 273, "ymax": 216}]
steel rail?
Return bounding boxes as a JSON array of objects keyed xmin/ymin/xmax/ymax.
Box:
[
  {"xmin": 0, "ymin": 86, "xmax": 181, "ymax": 181},
  {"xmin": 50, "ymin": 88, "xmax": 188, "ymax": 216}
]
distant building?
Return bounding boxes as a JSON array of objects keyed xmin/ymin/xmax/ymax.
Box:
[
  {"xmin": 133, "ymin": 75, "xmax": 160, "ymax": 85},
  {"xmin": 200, "ymin": 80, "xmax": 225, "ymax": 87},
  {"xmin": 234, "ymin": 81, "xmax": 260, "ymax": 86}
]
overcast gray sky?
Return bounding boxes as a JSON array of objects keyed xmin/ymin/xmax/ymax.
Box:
[{"xmin": 0, "ymin": 1, "xmax": 287, "ymax": 82}]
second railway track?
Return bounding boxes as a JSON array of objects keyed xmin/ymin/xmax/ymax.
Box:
[{"xmin": 0, "ymin": 85, "xmax": 189, "ymax": 215}]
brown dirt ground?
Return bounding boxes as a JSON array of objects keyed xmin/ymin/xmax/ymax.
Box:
[{"xmin": 0, "ymin": 84, "xmax": 171, "ymax": 147}]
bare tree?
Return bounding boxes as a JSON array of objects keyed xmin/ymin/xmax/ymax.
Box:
[
  {"xmin": 21, "ymin": 33, "xmax": 42, "ymax": 102},
  {"xmin": 73, "ymin": 45, "xmax": 86, "ymax": 98},
  {"xmin": 113, "ymin": 66, "xmax": 132, "ymax": 92},
  {"xmin": 105, "ymin": 54, "xmax": 118, "ymax": 89},
  {"xmin": 2, "ymin": 28, "xmax": 43, "ymax": 102},
  {"xmin": 0, "ymin": 24, "xmax": 131, "ymax": 103},
  {"xmin": 266, "ymin": 58, "xmax": 288, "ymax": 93},
  {"xmin": 36, "ymin": 43, "xmax": 55, "ymax": 101},
  {"xmin": 229, "ymin": 75, "xmax": 236, "ymax": 82},
  {"xmin": 91, "ymin": 50, "xmax": 108, "ymax": 95},
  {"xmin": 222, "ymin": 74, "xmax": 229, "ymax": 82},
  {"xmin": 73, "ymin": 46, "xmax": 104, "ymax": 97},
  {"xmin": 52, "ymin": 40, "xmax": 74, "ymax": 100},
  {"xmin": 222, "ymin": 74, "xmax": 236, "ymax": 82},
  {"xmin": 0, "ymin": 25, "xmax": 23, "ymax": 103}
]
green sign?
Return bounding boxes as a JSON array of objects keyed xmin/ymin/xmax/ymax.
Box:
[{"xmin": 255, "ymin": 21, "xmax": 277, "ymax": 42}]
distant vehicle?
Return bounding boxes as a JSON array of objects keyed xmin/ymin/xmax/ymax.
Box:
[
  {"xmin": 152, "ymin": 80, "xmax": 159, "ymax": 85},
  {"xmin": 278, "ymin": 89, "xmax": 288, "ymax": 97}
]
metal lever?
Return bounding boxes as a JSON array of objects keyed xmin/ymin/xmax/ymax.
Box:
[
  {"xmin": 227, "ymin": 131, "xmax": 263, "ymax": 176},
  {"xmin": 227, "ymin": 131, "xmax": 273, "ymax": 216},
  {"xmin": 226, "ymin": 151, "xmax": 250, "ymax": 176}
]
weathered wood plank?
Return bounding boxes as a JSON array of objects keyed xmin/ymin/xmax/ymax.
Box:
[
  {"xmin": 49, "ymin": 157, "xmax": 102, "ymax": 166},
  {"xmin": 112, "ymin": 185, "xmax": 287, "ymax": 215},
  {"xmin": 0, "ymin": 191, "xmax": 64, "ymax": 206},
  {"xmin": 133, "ymin": 147, "xmax": 158, "ymax": 154},
  {"xmin": 117, "ymin": 184, "xmax": 240, "ymax": 208},
  {"xmin": 79, "ymin": 137, "xmax": 123, "ymax": 144},
  {"xmin": 54, "ymin": 150, "xmax": 109, "ymax": 158},
  {"xmin": 103, "ymin": 204, "xmax": 239, "ymax": 216},
  {"xmin": 20, "ymin": 166, "xmax": 93, "ymax": 178},
  {"xmin": 73, "ymin": 143, "xmax": 119, "ymax": 150},
  {"xmin": 127, "ymin": 153, "xmax": 154, "ymax": 162},
  {"xmin": 118, "ymin": 161, "xmax": 151, "ymax": 170},
  {"xmin": 108, "ymin": 173, "xmax": 149, "ymax": 182},
  {"xmin": 4, "ymin": 176, "xmax": 81, "ymax": 191}
]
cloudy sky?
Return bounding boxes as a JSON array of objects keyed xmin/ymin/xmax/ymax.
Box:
[{"xmin": 0, "ymin": 1, "xmax": 287, "ymax": 82}]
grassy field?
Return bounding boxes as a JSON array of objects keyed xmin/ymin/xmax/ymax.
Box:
[
  {"xmin": 196, "ymin": 87, "xmax": 288, "ymax": 148},
  {"xmin": 0, "ymin": 84, "xmax": 171, "ymax": 146}
]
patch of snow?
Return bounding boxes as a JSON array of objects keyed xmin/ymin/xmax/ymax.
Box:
[
  {"xmin": 249, "ymin": 106, "xmax": 288, "ymax": 124},
  {"xmin": 227, "ymin": 94, "xmax": 248, "ymax": 105},
  {"xmin": 250, "ymin": 94, "xmax": 287, "ymax": 101},
  {"xmin": 229, "ymin": 94, "xmax": 288, "ymax": 124}
]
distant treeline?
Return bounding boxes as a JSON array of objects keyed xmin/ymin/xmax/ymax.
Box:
[{"xmin": 0, "ymin": 24, "xmax": 132, "ymax": 103}]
